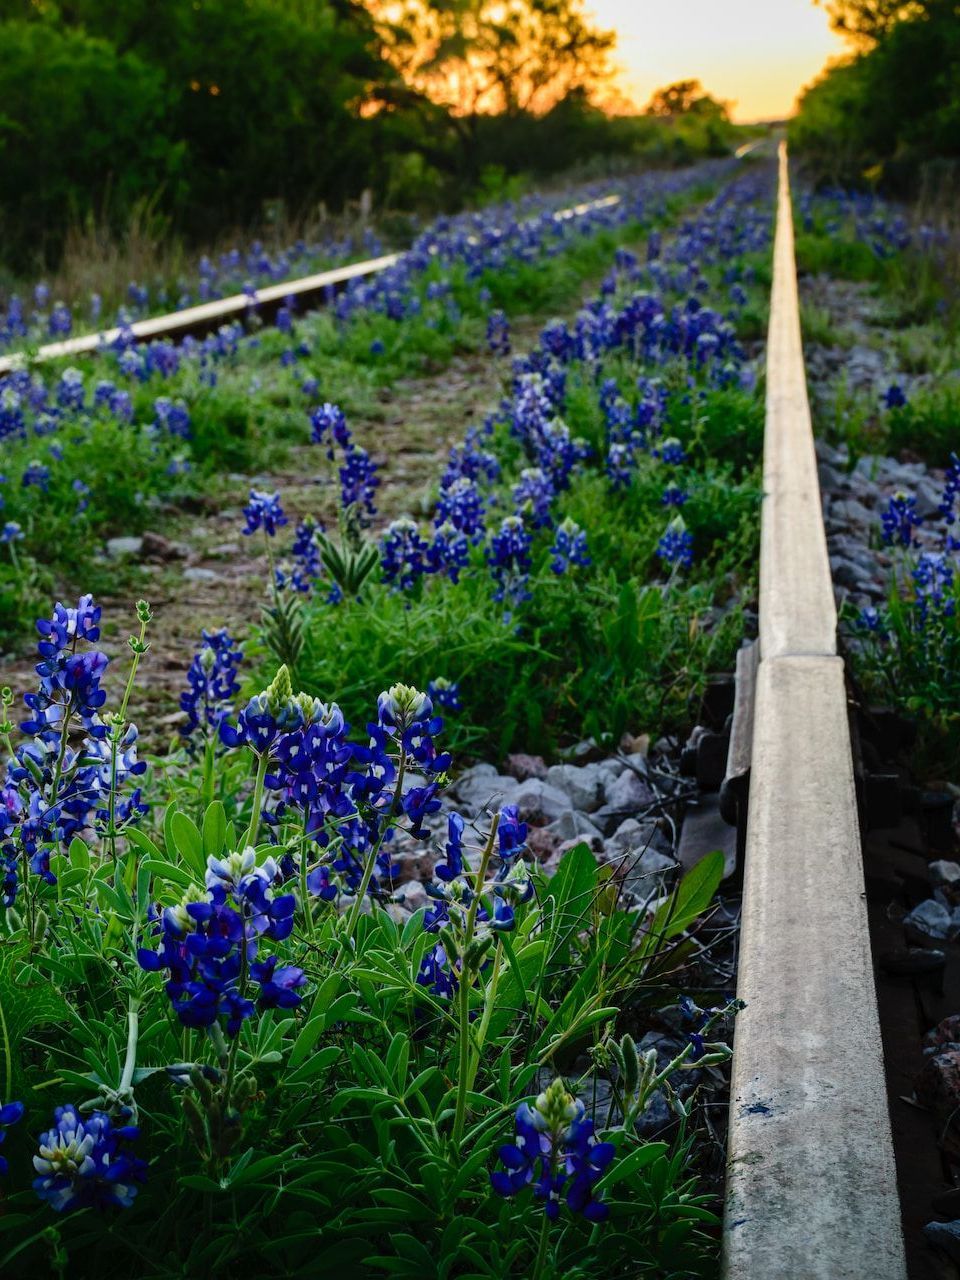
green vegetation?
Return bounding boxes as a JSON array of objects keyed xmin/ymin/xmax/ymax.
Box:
[
  {"xmin": 790, "ymin": 0, "xmax": 960, "ymax": 192},
  {"xmin": 0, "ymin": 0, "xmax": 747, "ymax": 279}
]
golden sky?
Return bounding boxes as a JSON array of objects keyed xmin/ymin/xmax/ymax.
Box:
[{"xmin": 589, "ymin": 0, "xmax": 848, "ymax": 122}]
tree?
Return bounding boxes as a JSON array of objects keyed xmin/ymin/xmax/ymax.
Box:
[
  {"xmin": 645, "ymin": 80, "xmax": 730, "ymax": 120},
  {"xmin": 364, "ymin": 0, "xmax": 616, "ymax": 176},
  {"xmin": 816, "ymin": 0, "xmax": 934, "ymax": 45}
]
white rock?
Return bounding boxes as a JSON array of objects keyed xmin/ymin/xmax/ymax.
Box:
[
  {"xmin": 106, "ymin": 535, "xmax": 143, "ymax": 558},
  {"xmin": 451, "ymin": 765, "xmax": 517, "ymax": 815},
  {"xmin": 510, "ymin": 778, "xmax": 573, "ymax": 823},
  {"xmin": 905, "ymin": 899, "xmax": 956, "ymax": 941},
  {"xmin": 545, "ymin": 763, "xmax": 604, "ymax": 812},
  {"xmin": 931, "ymin": 860, "xmax": 960, "ymax": 889},
  {"xmin": 603, "ymin": 768, "xmax": 655, "ymax": 811},
  {"xmin": 546, "ymin": 810, "xmax": 602, "ymax": 843}
]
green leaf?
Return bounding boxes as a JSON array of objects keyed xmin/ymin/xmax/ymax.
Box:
[
  {"xmin": 68, "ymin": 837, "xmax": 90, "ymax": 870},
  {"xmin": 141, "ymin": 858, "xmax": 196, "ymax": 891},
  {"xmin": 0, "ymin": 943, "xmax": 69, "ymax": 1101},
  {"xmin": 202, "ymin": 800, "xmax": 227, "ymax": 858},
  {"xmin": 596, "ymin": 1140, "xmax": 668, "ymax": 1190},
  {"xmin": 170, "ymin": 811, "xmax": 205, "ymax": 874},
  {"xmin": 647, "ymin": 849, "xmax": 724, "ymax": 944}
]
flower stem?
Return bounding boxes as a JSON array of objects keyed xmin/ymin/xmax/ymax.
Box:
[
  {"xmin": 531, "ymin": 1212, "xmax": 551, "ymax": 1280},
  {"xmin": 243, "ymin": 750, "xmax": 270, "ymax": 849},
  {"xmin": 119, "ymin": 996, "xmax": 140, "ymax": 1095},
  {"xmin": 452, "ymin": 813, "xmax": 499, "ymax": 1147}
]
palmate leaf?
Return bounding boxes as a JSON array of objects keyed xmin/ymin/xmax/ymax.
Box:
[{"xmin": 0, "ymin": 941, "xmax": 70, "ymax": 1102}]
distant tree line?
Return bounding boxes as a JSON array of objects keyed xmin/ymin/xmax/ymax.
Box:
[
  {"xmin": 0, "ymin": 0, "xmax": 738, "ymax": 272},
  {"xmin": 790, "ymin": 0, "xmax": 960, "ymax": 191}
]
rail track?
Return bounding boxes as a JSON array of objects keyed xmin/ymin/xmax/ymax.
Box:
[
  {"xmin": 721, "ymin": 142, "xmax": 906, "ymax": 1278},
  {"xmin": 0, "ymin": 194, "xmax": 621, "ymax": 373}
]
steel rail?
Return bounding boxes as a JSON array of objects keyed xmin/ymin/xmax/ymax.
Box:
[
  {"xmin": 0, "ymin": 194, "xmax": 622, "ymax": 374},
  {"xmin": 721, "ymin": 142, "xmax": 906, "ymax": 1278}
]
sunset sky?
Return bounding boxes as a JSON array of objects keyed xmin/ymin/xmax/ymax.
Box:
[{"xmin": 589, "ymin": 0, "xmax": 849, "ymax": 122}]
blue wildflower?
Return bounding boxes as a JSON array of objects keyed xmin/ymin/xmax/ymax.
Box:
[
  {"xmin": 880, "ymin": 490, "xmax": 922, "ymax": 548},
  {"xmin": 487, "ymin": 310, "xmax": 511, "ymax": 356},
  {"xmin": 882, "ymin": 384, "xmax": 907, "ymax": 409},
  {"xmin": 180, "ymin": 628, "xmax": 243, "ymax": 742},
  {"xmin": 380, "ymin": 518, "xmax": 430, "ymax": 592},
  {"xmin": 339, "ymin": 445, "xmax": 379, "ymax": 519},
  {"xmin": 33, "ymin": 1104, "xmax": 146, "ymax": 1211},
  {"xmin": 0, "ymin": 1099, "xmax": 24, "ymax": 1175},
  {"xmin": 427, "ymin": 678, "xmax": 462, "ymax": 711},
  {"xmin": 550, "ymin": 518, "xmax": 590, "ymax": 575},
  {"xmin": 242, "ymin": 489, "xmax": 288, "ymax": 538},
  {"xmin": 490, "ymin": 1079, "xmax": 615, "ymax": 1222},
  {"xmin": 656, "ymin": 517, "xmax": 693, "ymax": 571}
]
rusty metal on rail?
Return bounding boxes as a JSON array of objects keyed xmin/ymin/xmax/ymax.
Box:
[
  {"xmin": 721, "ymin": 143, "xmax": 906, "ymax": 1278},
  {"xmin": 0, "ymin": 195, "xmax": 621, "ymax": 373}
]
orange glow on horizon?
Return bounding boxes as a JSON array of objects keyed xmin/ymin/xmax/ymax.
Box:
[{"xmin": 587, "ymin": 0, "xmax": 848, "ymax": 122}]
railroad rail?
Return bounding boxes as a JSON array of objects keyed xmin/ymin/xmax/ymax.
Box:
[
  {"xmin": 0, "ymin": 194, "xmax": 621, "ymax": 373},
  {"xmin": 721, "ymin": 142, "xmax": 906, "ymax": 1277}
]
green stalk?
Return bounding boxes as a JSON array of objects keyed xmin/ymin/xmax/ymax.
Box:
[
  {"xmin": 531, "ymin": 1211, "xmax": 551, "ymax": 1280},
  {"xmin": 243, "ymin": 750, "xmax": 270, "ymax": 849},
  {"xmin": 119, "ymin": 996, "xmax": 140, "ymax": 1095},
  {"xmin": 452, "ymin": 813, "xmax": 499, "ymax": 1146}
]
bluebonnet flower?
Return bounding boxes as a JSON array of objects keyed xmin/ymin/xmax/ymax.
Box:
[
  {"xmin": 180, "ymin": 629, "xmax": 243, "ymax": 742},
  {"xmin": 488, "ymin": 516, "xmax": 533, "ymax": 607},
  {"xmin": 242, "ymin": 489, "xmax": 288, "ymax": 538},
  {"xmin": 427, "ymin": 678, "xmax": 461, "ymax": 711},
  {"xmin": 426, "ymin": 522, "xmax": 470, "ymax": 583},
  {"xmin": 880, "ymin": 490, "xmax": 922, "ymax": 548},
  {"xmin": 381, "ymin": 518, "xmax": 430, "ymax": 591},
  {"xmin": 1, "ymin": 521, "xmax": 23, "ymax": 543},
  {"xmin": 49, "ymin": 303, "xmax": 72, "ymax": 337},
  {"xmin": 33, "ymin": 1104, "xmax": 146, "ymax": 1211},
  {"xmin": 662, "ymin": 483, "xmax": 688, "ymax": 507},
  {"xmin": 309, "ymin": 402, "xmax": 351, "ymax": 459},
  {"xmin": 487, "ymin": 310, "xmax": 510, "ymax": 356},
  {"xmin": 369, "ymin": 338, "xmax": 385, "ymax": 356},
  {"xmin": 153, "ymin": 397, "xmax": 191, "ymax": 438},
  {"xmin": 0, "ymin": 1099, "xmax": 24, "ymax": 1175},
  {"xmin": 220, "ymin": 666, "xmax": 304, "ymax": 757},
  {"xmin": 442, "ymin": 429, "xmax": 500, "ymax": 488},
  {"xmin": 656, "ymin": 437, "xmax": 687, "ymax": 466},
  {"xmin": 419, "ymin": 804, "xmax": 531, "ymax": 997},
  {"xmin": 339, "ymin": 445, "xmax": 379, "ymax": 519},
  {"xmin": 657, "ymin": 517, "xmax": 694, "ymax": 571},
  {"xmin": 56, "ymin": 368, "xmax": 85, "ymax": 411},
  {"xmin": 857, "ymin": 606, "xmax": 887, "ymax": 636},
  {"xmin": 606, "ymin": 442, "xmax": 634, "ymax": 489},
  {"xmin": 938, "ymin": 453, "xmax": 960, "ymax": 526},
  {"xmin": 490, "ymin": 1078, "xmax": 615, "ymax": 1222},
  {"xmin": 435, "ymin": 477, "xmax": 486, "ymax": 541},
  {"xmin": 512, "ymin": 467, "xmax": 555, "ymax": 528},
  {"xmin": 138, "ymin": 849, "xmax": 302, "ymax": 1036},
  {"xmin": 550, "ymin": 518, "xmax": 591, "ymax": 574},
  {"xmin": 22, "ymin": 461, "xmax": 50, "ymax": 491},
  {"xmin": 279, "ymin": 518, "xmax": 323, "ymax": 594},
  {"xmin": 913, "ymin": 552, "xmax": 955, "ymax": 622},
  {"xmin": 882, "ymin": 384, "xmax": 907, "ymax": 410}
]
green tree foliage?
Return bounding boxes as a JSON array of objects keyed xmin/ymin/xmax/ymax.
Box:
[
  {"xmin": 644, "ymin": 79, "xmax": 730, "ymax": 121},
  {"xmin": 0, "ymin": 0, "xmax": 743, "ymax": 274},
  {"xmin": 793, "ymin": 1, "xmax": 960, "ymax": 188},
  {"xmin": 365, "ymin": 0, "xmax": 617, "ymax": 178},
  {"xmin": 0, "ymin": 21, "xmax": 178, "ymax": 264}
]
